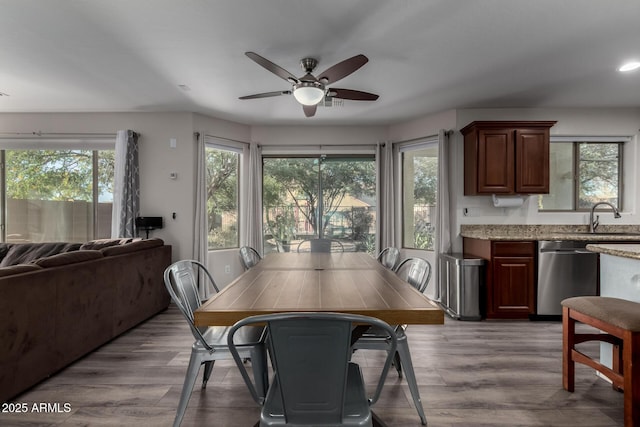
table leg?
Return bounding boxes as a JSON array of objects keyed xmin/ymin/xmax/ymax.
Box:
[
  {"xmin": 372, "ymin": 410, "xmax": 390, "ymax": 427},
  {"xmin": 351, "ymin": 325, "xmax": 371, "ymax": 345}
]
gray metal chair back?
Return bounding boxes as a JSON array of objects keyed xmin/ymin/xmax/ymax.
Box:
[
  {"xmin": 395, "ymin": 257, "xmax": 432, "ymax": 293},
  {"xmin": 297, "ymin": 238, "xmax": 344, "ymax": 253},
  {"xmin": 377, "ymin": 247, "xmax": 400, "ymax": 270},
  {"xmin": 239, "ymin": 246, "xmax": 262, "ymax": 270},
  {"xmin": 228, "ymin": 312, "xmax": 397, "ymax": 426},
  {"xmin": 164, "ymin": 260, "xmax": 219, "ymax": 346},
  {"xmin": 164, "ymin": 260, "xmax": 267, "ymax": 427},
  {"xmin": 352, "ymin": 256, "xmax": 433, "ymax": 425}
]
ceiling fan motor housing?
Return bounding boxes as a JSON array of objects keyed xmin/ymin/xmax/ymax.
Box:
[{"xmin": 300, "ymin": 57, "xmax": 318, "ymax": 73}]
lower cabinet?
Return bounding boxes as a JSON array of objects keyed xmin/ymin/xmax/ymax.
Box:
[{"xmin": 464, "ymin": 238, "xmax": 536, "ymax": 319}]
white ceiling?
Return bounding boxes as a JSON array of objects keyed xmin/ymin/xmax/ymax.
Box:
[{"xmin": 1, "ymin": 0, "xmax": 639, "ymax": 126}]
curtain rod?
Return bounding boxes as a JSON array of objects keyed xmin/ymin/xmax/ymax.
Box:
[
  {"xmin": 393, "ymin": 130, "xmax": 454, "ymax": 145},
  {"xmin": 202, "ymin": 133, "xmax": 250, "ymax": 145},
  {"xmin": 0, "ymin": 131, "xmax": 117, "ymax": 137},
  {"xmin": 261, "ymin": 143, "xmax": 378, "ymax": 149}
]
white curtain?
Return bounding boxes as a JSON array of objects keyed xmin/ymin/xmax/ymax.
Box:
[
  {"xmin": 434, "ymin": 129, "xmax": 452, "ymax": 301},
  {"xmin": 111, "ymin": 130, "xmax": 139, "ymax": 238},
  {"xmin": 242, "ymin": 142, "xmax": 263, "ymax": 253},
  {"xmin": 377, "ymin": 142, "xmax": 395, "ymax": 251},
  {"xmin": 193, "ymin": 132, "xmax": 212, "ymax": 298}
]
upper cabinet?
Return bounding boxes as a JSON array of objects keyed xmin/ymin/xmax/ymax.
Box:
[{"xmin": 462, "ymin": 121, "xmax": 556, "ymax": 195}]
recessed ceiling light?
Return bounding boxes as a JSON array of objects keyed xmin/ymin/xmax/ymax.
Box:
[{"xmin": 618, "ymin": 61, "xmax": 640, "ymax": 72}]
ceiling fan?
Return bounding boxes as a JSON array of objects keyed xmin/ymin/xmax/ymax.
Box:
[{"xmin": 239, "ymin": 51, "xmax": 379, "ymax": 117}]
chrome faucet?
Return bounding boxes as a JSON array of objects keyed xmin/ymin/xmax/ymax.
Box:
[{"xmin": 589, "ymin": 202, "xmax": 621, "ymax": 233}]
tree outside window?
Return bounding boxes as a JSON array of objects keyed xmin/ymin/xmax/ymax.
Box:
[
  {"xmin": 205, "ymin": 146, "xmax": 239, "ymax": 249},
  {"xmin": 540, "ymin": 141, "xmax": 622, "ymax": 211},
  {"xmin": 263, "ymin": 157, "xmax": 376, "ymax": 254},
  {"xmin": 402, "ymin": 145, "xmax": 438, "ymax": 250},
  {"xmin": 3, "ymin": 149, "xmax": 114, "ymax": 242}
]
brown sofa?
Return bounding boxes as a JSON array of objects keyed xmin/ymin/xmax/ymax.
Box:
[{"xmin": 0, "ymin": 238, "xmax": 172, "ymax": 402}]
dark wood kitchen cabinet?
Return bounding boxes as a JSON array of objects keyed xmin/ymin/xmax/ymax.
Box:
[
  {"xmin": 463, "ymin": 238, "xmax": 536, "ymax": 319},
  {"xmin": 462, "ymin": 121, "xmax": 556, "ymax": 195}
]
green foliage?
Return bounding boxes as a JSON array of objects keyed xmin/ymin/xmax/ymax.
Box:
[
  {"xmin": 205, "ymin": 148, "xmax": 239, "ymax": 248},
  {"xmin": 207, "ymin": 226, "xmax": 238, "ymax": 249},
  {"xmin": 6, "ymin": 150, "xmax": 114, "ymax": 201},
  {"xmin": 266, "ymin": 208, "xmax": 297, "ymax": 242},
  {"xmin": 263, "ymin": 158, "xmax": 375, "ymax": 234},
  {"xmin": 413, "ymin": 155, "xmax": 438, "ymax": 205},
  {"xmin": 578, "ymin": 143, "xmax": 620, "ymax": 208}
]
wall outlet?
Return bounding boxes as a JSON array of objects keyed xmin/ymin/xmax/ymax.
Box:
[{"xmin": 224, "ymin": 265, "xmax": 231, "ymax": 274}]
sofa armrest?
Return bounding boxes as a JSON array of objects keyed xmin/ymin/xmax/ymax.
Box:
[{"xmin": 0, "ymin": 264, "xmax": 42, "ymax": 277}]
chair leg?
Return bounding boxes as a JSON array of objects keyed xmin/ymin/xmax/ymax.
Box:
[
  {"xmin": 562, "ymin": 306, "xmax": 575, "ymax": 392},
  {"xmin": 623, "ymin": 332, "xmax": 640, "ymax": 427},
  {"xmin": 395, "ymin": 334, "xmax": 427, "ymax": 426},
  {"xmin": 202, "ymin": 361, "xmax": 215, "ymax": 389},
  {"xmin": 393, "ymin": 351, "xmax": 403, "ymax": 378},
  {"xmin": 174, "ymin": 350, "xmax": 205, "ymax": 427},
  {"xmin": 250, "ymin": 345, "xmax": 269, "ymax": 398}
]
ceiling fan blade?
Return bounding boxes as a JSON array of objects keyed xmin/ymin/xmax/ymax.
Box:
[
  {"xmin": 317, "ymin": 54, "xmax": 368, "ymax": 84},
  {"xmin": 303, "ymin": 104, "xmax": 317, "ymax": 117},
  {"xmin": 239, "ymin": 90, "xmax": 291, "ymax": 100},
  {"xmin": 245, "ymin": 52, "xmax": 299, "ymax": 83},
  {"xmin": 330, "ymin": 88, "xmax": 379, "ymax": 101}
]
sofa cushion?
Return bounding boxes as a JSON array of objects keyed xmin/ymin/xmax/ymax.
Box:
[
  {"xmin": 79, "ymin": 238, "xmax": 140, "ymax": 250},
  {"xmin": 0, "ymin": 242, "xmax": 81, "ymax": 267},
  {"xmin": 0, "ymin": 243, "xmax": 11, "ymax": 264},
  {"xmin": 100, "ymin": 238, "xmax": 164, "ymax": 257},
  {"xmin": 0, "ymin": 264, "xmax": 42, "ymax": 278},
  {"xmin": 33, "ymin": 250, "xmax": 104, "ymax": 268}
]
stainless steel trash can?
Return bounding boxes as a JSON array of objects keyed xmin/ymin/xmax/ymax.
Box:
[{"xmin": 438, "ymin": 253, "xmax": 485, "ymax": 320}]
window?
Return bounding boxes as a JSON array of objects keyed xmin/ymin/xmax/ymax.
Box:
[
  {"xmin": 205, "ymin": 144, "xmax": 240, "ymax": 249},
  {"xmin": 401, "ymin": 142, "xmax": 438, "ymax": 250},
  {"xmin": 1, "ymin": 148, "xmax": 114, "ymax": 242},
  {"xmin": 262, "ymin": 156, "xmax": 376, "ymax": 254},
  {"xmin": 540, "ymin": 140, "xmax": 623, "ymax": 211}
]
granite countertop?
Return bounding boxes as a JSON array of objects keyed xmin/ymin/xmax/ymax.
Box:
[
  {"xmin": 585, "ymin": 244, "xmax": 640, "ymax": 260},
  {"xmin": 460, "ymin": 224, "xmax": 640, "ymax": 242}
]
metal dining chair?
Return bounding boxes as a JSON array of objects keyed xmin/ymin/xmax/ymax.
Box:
[
  {"xmin": 163, "ymin": 260, "xmax": 268, "ymax": 427},
  {"xmin": 351, "ymin": 257, "xmax": 433, "ymax": 425},
  {"xmin": 296, "ymin": 238, "xmax": 344, "ymax": 253},
  {"xmin": 376, "ymin": 247, "xmax": 400, "ymax": 270},
  {"xmin": 228, "ymin": 312, "xmax": 398, "ymax": 427},
  {"xmin": 395, "ymin": 257, "xmax": 432, "ymax": 293},
  {"xmin": 239, "ymin": 246, "xmax": 262, "ymax": 270}
]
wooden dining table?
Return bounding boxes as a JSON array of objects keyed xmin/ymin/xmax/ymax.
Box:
[{"xmin": 194, "ymin": 252, "xmax": 444, "ymax": 327}]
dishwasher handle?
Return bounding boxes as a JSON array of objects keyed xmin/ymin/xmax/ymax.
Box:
[{"xmin": 539, "ymin": 249, "xmax": 594, "ymax": 254}]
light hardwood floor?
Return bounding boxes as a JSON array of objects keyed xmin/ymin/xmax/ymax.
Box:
[{"xmin": 1, "ymin": 305, "xmax": 624, "ymax": 427}]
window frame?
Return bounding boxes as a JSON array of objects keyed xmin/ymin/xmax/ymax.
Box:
[
  {"xmin": 261, "ymin": 153, "xmax": 377, "ymax": 255},
  {"xmin": 0, "ymin": 136, "xmax": 116, "ymax": 243},
  {"xmin": 204, "ymin": 138, "xmax": 243, "ymax": 251},
  {"xmin": 399, "ymin": 137, "xmax": 439, "ymax": 251},
  {"xmin": 540, "ymin": 136, "xmax": 627, "ymax": 212}
]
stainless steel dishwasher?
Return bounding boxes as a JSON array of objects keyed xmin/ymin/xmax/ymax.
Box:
[{"xmin": 536, "ymin": 240, "xmax": 599, "ymax": 317}]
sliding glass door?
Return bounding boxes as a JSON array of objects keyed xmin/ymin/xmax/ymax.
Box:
[{"xmin": 263, "ymin": 156, "xmax": 375, "ymax": 254}]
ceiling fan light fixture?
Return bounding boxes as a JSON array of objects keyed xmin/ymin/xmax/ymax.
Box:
[
  {"xmin": 293, "ymin": 82, "xmax": 325, "ymax": 106},
  {"xmin": 618, "ymin": 61, "xmax": 640, "ymax": 72}
]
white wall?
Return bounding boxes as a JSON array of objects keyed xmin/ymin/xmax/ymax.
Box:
[
  {"xmin": 388, "ymin": 109, "xmax": 457, "ymax": 142},
  {"xmin": 251, "ymin": 124, "xmax": 388, "ymax": 146}
]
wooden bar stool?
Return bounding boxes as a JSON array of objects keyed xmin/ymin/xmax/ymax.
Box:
[{"xmin": 562, "ymin": 296, "xmax": 640, "ymax": 427}]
